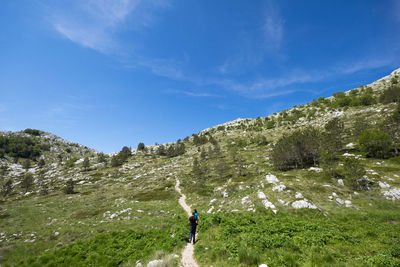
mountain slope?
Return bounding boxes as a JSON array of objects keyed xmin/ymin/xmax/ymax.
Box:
[{"xmin": 1, "ymin": 68, "xmax": 400, "ymax": 266}]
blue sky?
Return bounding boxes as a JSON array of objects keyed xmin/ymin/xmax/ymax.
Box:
[{"xmin": 1, "ymin": 0, "xmax": 400, "ymax": 153}]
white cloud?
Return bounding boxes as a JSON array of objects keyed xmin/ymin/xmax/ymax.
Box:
[
  {"xmin": 46, "ymin": 0, "xmax": 168, "ymax": 54},
  {"xmin": 224, "ymin": 71, "xmax": 323, "ymax": 99},
  {"xmin": 167, "ymin": 89, "xmax": 222, "ymax": 98},
  {"xmin": 337, "ymin": 58, "xmax": 395, "ymax": 75},
  {"xmin": 263, "ymin": 2, "xmax": 284, "ymax": 50},
  {"xmin": 217, "ymin": 0, "xmax": 284, "ymax": 75},
  {"xmin": 218, "ymin": 57, "xmax": 396, "ymax": 99},
  {"xmin": 137, "ymin": 58, "xmax": 185, "ymax": 80}
]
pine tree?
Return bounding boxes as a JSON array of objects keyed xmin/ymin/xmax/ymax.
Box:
[
  {"xmin": 82, "ymin": 157, "xmax": 90, "ymax": 171},
  {"xmin": 37, "ymin": 175, "xmax": 48, "ymax": 195},
  {"xmin": 97, "ymin": 153, "xmax": 107, "ymax": 163},
  {"xmin": 22, "ymin": 159, "xmax": 31, "ymax": 170},
  {"xmin": 381, "ymin": 102, "xmax": 400, "ymax": 155},
  {"xmin": 111, "ymin": 155, "xmax": 121, "ymax": 167},
  {"xmin": 137, "ymin": 142, "xmax": 145, "ymax": 151},
  {"xmin": 324, "ymin": 117, "xmax": 345, "ymax": 153},
  {"xmin": 65, "ymin": 179, "xmax": 75, "ymax": 194},
  {"xmin": 38, "ymin": 158, "xmax": 45, "ymax": 168},
  {"xmin": 235, "ymin": 154, "xmax": 245, "ymax": 177},
  {"xmin": 21, "ymin": 173, "xmax": 34, "ymax": 193},
  {"xmin": 217, "ymin": 158, "xmax": 227, "ymax": 179},
  {"xmin": 2, "ymin": 179, "xmax": 13, "ymax": 196},
  {"xmin": 157, "ymin": 145, "xmax": 166, "ymax": 156},
  {"xmin": 192, "ymin": 157, "xmax": 202, "ymax": 179}
]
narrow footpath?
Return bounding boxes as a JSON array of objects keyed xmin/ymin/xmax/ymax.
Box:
[{"xmin": 175, "ymin": 179, "xmax": 199, "ymax": 267}]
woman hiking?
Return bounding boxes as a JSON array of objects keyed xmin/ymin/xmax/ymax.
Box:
[
  {"xmin": 194, "ymin": 209, "xmax": 200, "ymax": 224},
  {"xmin": 188, "ymin": 212, "xmax": 197, "ymax": 244}
]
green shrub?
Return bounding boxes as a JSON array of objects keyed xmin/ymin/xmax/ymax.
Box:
[
  {"xmin": 271, "ymin": 127, "xmax": 321, "ymax": 170},
  {"xmin": 380, "ymin": 84, "xmax": 400, "ymax": 104},
  {"xmin": 0, "ymin": 135, "xmax": 42, "ymax": 159},
  {"xmin": 64, "ymin": 179, "xmax": 75, "ymax": 194},
  {"xmin": 66, "ymin": 157, "xmax": 79, "ymax": 168},
  {"xmin": 359, "ymin": 128, "xmax": 392, "ymax": 158},
  {"xmin": 342, "ymin": 157, "xmax": 366, "ymax": 187},
  {"xmin": 23, "ymin": 129, "xmax": 42, "ymax": 136}
]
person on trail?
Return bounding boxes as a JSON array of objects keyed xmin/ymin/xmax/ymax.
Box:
[
  {"xmin": 194, "ymin": 209, "xmax": 200, "ymax": 224},
  {"xmin": 188, "ymin": 212, "xmax": 197, "ymax": 244}
]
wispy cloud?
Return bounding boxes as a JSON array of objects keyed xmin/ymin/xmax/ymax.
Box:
[
  {"xmin": 219, "ymin": 57, "xmax": 396, "ymax": 99},
  {"xmin": 135, "ymin": 58, "xmax": 185, "ymax": 80},
  {"xmin": 222, "ymin": 71, "xmax": 323, "ymax": 99},
  {"xmin": 335, "ymin": 58, "xmax": 394, "ymax": 75},
  {"xmin": 166, "ymin": 89, "xmax": 222, "ymax": 98},
  {"xmin": 46, "ymin": 0, "xmax": 168, "ymax": 54},
  {"xmin": 263, "ymin": 1, "xmax": 284, "ymax": 50},
  {"xmin": 217, "ymin": 0, "xmax": 284, "ymax": 75}
]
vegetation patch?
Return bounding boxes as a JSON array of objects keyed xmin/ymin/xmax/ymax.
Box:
[
  {"xmin": 195, "ymin": 208, "xmax": 400, "ymax": 266},
  {"xmin": 22, "ymin": 219, "xmax": 187, "ymax": 267}
]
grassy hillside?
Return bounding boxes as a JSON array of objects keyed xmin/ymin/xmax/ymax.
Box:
[{"xmin": 1, "ymin": 68, "xmax": 400, "ymax": 266}]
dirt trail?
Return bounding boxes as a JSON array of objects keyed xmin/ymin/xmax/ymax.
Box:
[{"xmin": 175, "ymin": 179, "xmax": 199, "ymax": 267}]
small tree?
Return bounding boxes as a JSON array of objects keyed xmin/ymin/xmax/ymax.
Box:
[
  {"xmin": 235, "ymin": 154, "xmax": 246, "ymax": 177},
  {"xmin": 38, "ymin": 158, "xmax": 45, "ymax": 168},
  {"xmin": 21, "ymin": 173, "xmax": 34, "ymax": 193},
  {"xmin": 37, "ymin": 175, "xmax": 48, "ymax": 195},
  {"xmin": 2, "ymin": 179, "xmax": 13, "ymax": 196},
  {"xmin": 64, "ymin": 179, "xmax": 75, "ymax": 194},
  {"xmin": 157, "ymin": 145, "xmax": 166, "ymax": 156},
  {"xmin": 119, "ymin": 146, "xmax": 131, "ymax": 159},
  {"xmin": 320, "ymin": 149, "xmax": 339, "ymax": 178},
  {"xmin": 137, "ymin": 142, "xmax": 145, "ymax": 151},
  {"xmin": 97, "ymin": 153, "xmax": 107, "ymax": 164},
  {"xmin": 216, "ymin": 158, "xmax": 228, "ymax": 179},
  {"xmin": 22, "ymin": 159, "xmax": 31, "ymax": 170},
  {"xmin": 192, "ymin": 157, "xmax": 202, "ymax": 179},
  {"xmin": 342, "ymin": 157, "xmax": 366, "ymax": 188},
  {"xmin": 82, "ymin": 157, "xmax": 90, "ymax": 171},
  {"xmin": 359, "ymin": 128, "xmax": 392, "ymax": 158},
  {"xmin": 381, "ymin": 102, "xmax": 400, "ymax": 155},
  {"xmin": 324, "ymin": 117, "xmax": 345, "ymax": 153},
  {"xmin": 111, "ymin": 155, "xmax": 121, "ymax": 167}
]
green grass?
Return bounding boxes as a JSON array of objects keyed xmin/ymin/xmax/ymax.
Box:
[
  {"xmin": 17, "ymin": 216, "xmax": 187, "ymax": 267},
  {"xmin": 194, "ymin": 207, "xmax": 400, "ymax": 266}
]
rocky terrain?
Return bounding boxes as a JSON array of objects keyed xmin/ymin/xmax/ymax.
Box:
[{"xmin": 1, "ymin": 68, "xmax": 400, "ymax": 266}]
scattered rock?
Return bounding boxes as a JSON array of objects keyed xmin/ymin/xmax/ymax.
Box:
[
  {"xmin": 266, "ymin": 174, "xmax": 279, "ymax": 184},
  {"xmin": 295, "ymin": 192, "xmax": 303, "ymax": 199},
  {"xmin": 272, "ymin": 184, "xmax": 286, "ymax": 192},
  {"xmin": 292, "ymin": 199, "xmax": 317, "ymax": 209},
  {"xmin": 147, "ymin": 259, "xmax": 163, "ymax": 267},
  {"xmin": 378, "ymin": 181, "xmax": 390, "ymax": 189},
  {"xmin": 336, "ymin": 198, "xmax": 344, "ymax": 205},
  {"xmin": 344, "ymin": 200, "xmax": 352, "ymax": 207},
  {"xmin": 345, "ymin": 143, "xmax": 355, "ymax": 149},
  {"xmin": 383, "ymin": 188, "xmax": 400, "ymax": 200},
  {"xmin": 207, "ymin": 206, "xmax": 214, "ymax": 214}
]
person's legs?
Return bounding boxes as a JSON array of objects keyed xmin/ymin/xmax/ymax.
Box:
[
  {"xmin": 189, "ymin": 230, "xmax": 193, "ymax": 242},
  {"xmin": 191, "ymin": 227, "xmax": 196, "ymax": 244}
]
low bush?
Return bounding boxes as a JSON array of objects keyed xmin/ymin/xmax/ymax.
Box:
[{"xmin": 359, "ymin": 128, "xmax": 392, "ymax": 158}]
